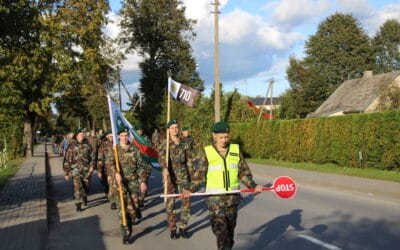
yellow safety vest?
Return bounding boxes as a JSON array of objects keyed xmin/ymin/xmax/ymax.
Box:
[{"xmin": 204, "ymin": 144, "xmax": 240, "ymax": 192}]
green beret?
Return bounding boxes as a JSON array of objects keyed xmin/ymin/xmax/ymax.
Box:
[
  {"xmin": 166, "ymin": 119, "xmax": 178, "ymax": 128},
  {"xmin": 135, "ymin": 123, "xmax": 144, "ymax": 130},
  {"xmin": 182, "ymin": 127, "xmax": 189, "ymax": 131},
  {"xmin": 74, "ymin": 128, "xmax": 86, "ymax": 135},
  {"xmin": 211, "ymin": 121, "xmax": 230, "ymax": 133},
  {"xmin": 118, "ymin": 126, "xmax": 129, "ymax": 135},
  {"xmin": 105, "ymin": 129, "xmax": 112, "ymax": 135}
]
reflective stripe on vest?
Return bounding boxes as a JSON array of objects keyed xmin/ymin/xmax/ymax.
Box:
[{"xmin": 205, "ymin": 144, "xmax": 240, "ymax": 192}]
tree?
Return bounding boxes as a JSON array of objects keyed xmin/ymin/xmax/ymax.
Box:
[
  {"xmin": 0, "ymin": 0, "xmax": 119, "ymax": 156},
  {"xmin": 0, "ymin": 0, "xmax": 54, "ymax": 156},
  {"xmin": 372, "ymin": 19, "xmax": 400, "ymax": 73},
  {"xmin": 118, "ymin": 0, "xmax": 203, "ymax": 128},
  {"xmin": 282, "ymin": 13, "xmax": 374, "ymax": 118}
]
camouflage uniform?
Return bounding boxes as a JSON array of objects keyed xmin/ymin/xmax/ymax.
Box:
[
  {"xmin": 97, "ymin": 137, "xmax": 118, "ymax": 204},
  {"xmin": 136, "ymin": 134, "xmax": 152, "ymax": 208},
  {"xmin": 158, "ymin": 136, "xmax": 195, "ymax": 232},
  {"xmin": 106, "ymin": 142, "xmax": 150, "ymax": 237},
  {"xmin": 195, "ymin": 144, "xmax": 258, "ymax": 250},
  {"xmin": 63, "ymin": 138, "xmax": 95, "ymax": 208}
]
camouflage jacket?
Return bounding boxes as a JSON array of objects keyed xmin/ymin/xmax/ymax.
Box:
[
  {"xmin": 194, "ymin": 143, "xmax": 258, "ymax": 207},
  {"xmin": 106, "ymin": 142, "xmax": 150, "ymax": 185},
  {"xmin": 157, "ymin": 136, "xmax": 195, "ymax": 190},
  {"xmin": 96, "ymin": 138, "xmax": 113, "ymax": 173},
  {"xmin": 63, "ymin": 139, "xmax": 95, "ymax": 175}
]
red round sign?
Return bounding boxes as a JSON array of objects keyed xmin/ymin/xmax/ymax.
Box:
[{"xmin": 272, "ymin": 176, "xmax": 297, "ymax": 199}]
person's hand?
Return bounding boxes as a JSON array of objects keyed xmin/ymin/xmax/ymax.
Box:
[
  {"xmin": 181, "ymin": 189, "xmax": 191, "ymax": 198},
  {"xmin": 162, "ymin": 170, "xmax": 169, "ymax": 182},
  {"xmin": 97, "ymin": 172, "xmax": 102, "ymax": 178},
  {"xmin": 115, "ymin": 172, "xmax": 122, "ymax": 184},
  {"xmin": 254, "ymin": 185, "xmax": 263, "ymax": 195},
  {"xmin": 140, "ymin": 182, "xmax": 147, "ymax": 193},
  {"xmin": 64, "ymin": 174, "xmax": 70, "ymax": 181}
]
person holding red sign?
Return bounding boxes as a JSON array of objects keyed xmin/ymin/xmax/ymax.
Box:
[{"xmin": 189, "ymin": 121, "xmax": 263, "ymax": 250}]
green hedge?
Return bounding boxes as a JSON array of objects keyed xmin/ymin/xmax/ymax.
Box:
[{"xmin": 229, "ymin": 110, "xmax": 400, "ymax": 171}]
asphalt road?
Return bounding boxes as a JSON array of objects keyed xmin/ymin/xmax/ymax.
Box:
[{"xmin": 47, "ymin": 154, "xmax": 400, "ymax": 250}]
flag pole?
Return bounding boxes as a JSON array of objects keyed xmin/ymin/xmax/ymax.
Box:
[
  {"xmin": 164, "ymin": 71, "xmax": 172, "ymax": 203},
  {"xmin": 107, "ymin": 95, "xmax": 127, "ymax": 227},
  {"xmin": 113, "ymin": 145, "xmax": 128, "ymax": 227}
]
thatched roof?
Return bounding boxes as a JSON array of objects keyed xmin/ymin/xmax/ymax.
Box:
[{"xmin": 310, "ymin": 71, "xmax": 400, "ymax": 117}]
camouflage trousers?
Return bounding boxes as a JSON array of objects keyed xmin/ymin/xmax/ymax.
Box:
[
  {"xmin": 208, "ymin": 203, "xmax": 239, "ymax": 250},
  {"xmin": 115, "ymin": 181, "xmax": 140, "ymax": 236},
  {"xmin": 107, "ymin": 174, "xmax": 118, "ymax": 203},
  {"xmin": 71, "ymin": 168, "xmax": 91, "ymax": 204},
  {"xmin": 165, "ymin": 178, "xmax": 191, "ymax": 230}
]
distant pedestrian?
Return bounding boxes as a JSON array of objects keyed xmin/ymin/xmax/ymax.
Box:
[{"xmin": 151, "ymin": 128, "xmax": 161, "ymax": 147}]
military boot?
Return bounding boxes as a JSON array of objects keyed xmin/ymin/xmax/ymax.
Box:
[
  {"xmin": 122, "ymin": 235, "xmax": 130, "ymax": 244},
  {"xmin": 76, "ymin": 203, "xmax": 82, "ymax": 212},
  {"xmin": 83, "ymin": 196, "xmax": 87, "ymax": 206},
  {"xmin": 110, "ymin": 202, "xmax": 116, "ymax": 210},
  {"xmin": 179, "ymin": 227, "xmax": 189, "ymax": 239},
  {"xmin": 170, "ymin": 229, "xmax": 179, "ymax": 239}
]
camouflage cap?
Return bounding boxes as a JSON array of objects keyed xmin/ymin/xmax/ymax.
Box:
[
  {"xmin": 166, "ymin": 119, "xmax": 178, "ymax": 128},
  {"xmin": 118, "ymin": 126, "xmax": 129, "ymax": 135},
  {"xmin": 211, "ymin": 121, "xmax": 230, "ymax": 133},
  {"xmin": 74, "ymin": 128, "xmax": 86, "ymax": 135}
]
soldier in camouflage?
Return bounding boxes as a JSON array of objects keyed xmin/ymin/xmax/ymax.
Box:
[
  {"xmin": 193, "ymin": 121, "xmax": 262, "ymax": 250},
  {"xmin": 97, "ymin": 129, "xmax": 117, "ymax": 209},
  {"xmin": 63, "ymin": 128, "xmax": 95, "ymax": 212},
  {"xmin": 134, "ymin": 123, "xmax": 152, "ymax": 211},
  {"xmin": 181, "ymin": 127, "xmax": 194, "ymax": 152},
  {"xmin": 107, "ymin": 126, "xmax": 150, "ymax": 244},
  {"xmin": 158, "ymin": 119, "xmax": 195, "ymax": 239}
]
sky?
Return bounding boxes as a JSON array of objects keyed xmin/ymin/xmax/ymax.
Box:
[{"xmin": 106, "ymin": 0, "xmax": 400, "ymax": 108}]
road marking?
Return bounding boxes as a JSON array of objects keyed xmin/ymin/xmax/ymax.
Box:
[{"xmin": 298, "ymin": 234, "xmax": 343, "ymax": 250}]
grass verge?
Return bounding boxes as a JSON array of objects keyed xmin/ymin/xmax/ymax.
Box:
[
  {"xmin": 247, "ymin": 158, "xmax": 400, "ymax": 183},
  {"xmin": 0, "ymin": 157, "xmax": 25, "ymax": 191}
]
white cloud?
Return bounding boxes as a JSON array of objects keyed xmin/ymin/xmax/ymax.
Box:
[
  {"xmin": 361, "ymin": 3, "xmax": 400, "ymax": 36},
  {"xmin": 336, "ymin": 0, "xmax": 373, "ymax": 18},
  {"xmin": 265, "ymin": 0, "xmax": 331, "ymax": 30}
]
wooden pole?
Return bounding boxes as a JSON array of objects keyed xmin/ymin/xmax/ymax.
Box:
[
  {"xmin": 165, "ymin": 73, "xmax": 172, "ymax": 203},
  {"xmin": 113, "ymin": 145, "xmax": 127, "ymax": 227}
]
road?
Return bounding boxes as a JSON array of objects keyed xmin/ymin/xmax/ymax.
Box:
[{"xmin": 47, "ymin": 153, "xmax": 400, "ymax": 250}]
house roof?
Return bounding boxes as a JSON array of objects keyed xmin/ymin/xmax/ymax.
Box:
[
  {"xmin": 310, "ymin": 71, "xmax": 400, "ymax": 117},
  {"xmin": 251, "ymin": 97, "xmax": 281, "ymax": 105}
]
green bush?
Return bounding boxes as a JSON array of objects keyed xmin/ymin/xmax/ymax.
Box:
[{"xmin": 227, "ymin": 110, "xmax": 400, "ymax": 171}]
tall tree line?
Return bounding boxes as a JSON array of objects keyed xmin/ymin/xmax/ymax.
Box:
[
  {"xmin": 0, "ymin": 0, "xmax": 119, "ymax": 156},
  {"xmin": 280, "ymin": 13, "xmax": 400, "ymax": 119}
]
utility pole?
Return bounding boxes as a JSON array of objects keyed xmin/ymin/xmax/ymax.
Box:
[
  {"xmin": 258, "ymin": 79, "xmax": 274, "ymax": 122},
  {"xmin": 212, "ymin": 0, "xmax": 221, "ymax": 122}
]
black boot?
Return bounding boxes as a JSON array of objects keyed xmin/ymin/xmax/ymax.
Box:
[
  {"xmin": 76, "ymin": 203, "xmax": 82, "ymax": 212},
  {"xmin": 110, "ymin": 202, "xmax": 116, "ymax": 210},
  {"xmin": 83, "ymin": 196, "xmax": 87, "ymax": 206},
  {"xmin": 122, "ymin": 235, "xmax": 130, "ymax": 244},
  {"xmin": 136, "ymin": 208, "xmax": 142, "ymax": 219},
  {"xmin": 179, "ymin": 228, "xmax": 189, "ymax": 239},
  {"xmin": 170, "ymin": 229, "xmax": 179, "ymax": 239}
]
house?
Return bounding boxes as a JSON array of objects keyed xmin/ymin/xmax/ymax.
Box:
[
  {"xmin": 250, "ymin": 97, "xmax": 281, "ymax": 111},
  {"xmin": 310, "ymin": 70, "xmax": 400, "ymax": 117}
]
